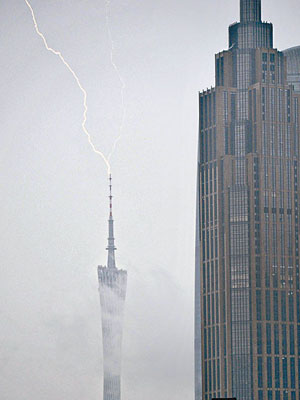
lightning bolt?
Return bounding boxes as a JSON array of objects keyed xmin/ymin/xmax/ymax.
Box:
[
  {"xmin": 24, "ymin": 0, "xmax": 111, "ymax": 174},
  {"xmin": 105, "ymin": 0, "xmax": 126, "ymax": 162}
]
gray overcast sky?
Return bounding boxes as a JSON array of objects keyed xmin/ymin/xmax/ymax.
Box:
[{"xmin": 1, "ymin": 1, "xmax": 299, "ymax": 399}]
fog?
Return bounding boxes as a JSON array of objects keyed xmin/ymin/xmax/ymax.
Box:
[{"xmin": 1, "ymin": 0, "xmax": 299, "ymax": 399}]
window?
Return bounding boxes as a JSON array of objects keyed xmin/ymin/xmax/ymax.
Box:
[
  {"xmin": 206, "ymin": 262, "xmax": 209, "ymax": 293},
  {"xmin": 289, "ymin": 294, "xmax": 294, "ymax": 322},
  {"xmin": 299, "ymin": 359, "xmax": 300, "ymax": 389},
  {"xmin": 268, "ymin": 391, "xmax": 273, "ymax": 400},
  {"xmin": 209, "ymin": 360, "xmax": 212, "ymax": 392},
  {"xmin": 256, "ymin": 256, "xmax": 261, "ymax": 287},
  {"xmin": 208, "ymin": 327, "xmax": 212, "ymax": 359},
  {"xmin": 257, "ymin": 323, "xmax": 262, "ymax": 354},
  {"xmin": 266, "ymin": 291, "xmax": 271, "ymax": 320},
  {"xmin": 291, "ymin": 358, "xmax": 296, "ymax": 388},
  {"xmin": 257, "ymin": 290, "xmax": 262, "ymax": 320},
  {"xmin": 258, "ymin": 357, "xmax": 263, "ymax": 388},
  {"xmin": 216, "ymin": 58, "xmax": 220, "ymax": 86},
  {"xmin": 224, "ymin": 325, "xmax": 227, "ymax": 356},
  {"xmin": 212, "ymin": 327, "xmax": 215, "ymax": 358},
  {"xmin": 212, "ymin": 294, "xmax": 215, "ymax": 325},
  {"xmin": 298, "ymin": 325, "xmax": 300, "ymax": 354},
  {"xmin": 290, "ymin": 325, "xmax": 295, "ymax": 355},
  {"xmin": 266, "ymin": 324, "xmax": 272, "ymax": 354},
  {"xmin": 216, "ymin": 326, "xmax": 220, "ymax": 357},
  {"xmin": 282, "ymin": 325, "xmax": 287, "ymax": 354},
  {"xmin": 287, "ymin": 90, "xmax": 291, "ymax": 123},
  {"xmin": 217, "ymin": 359, "xmax": 220, "ymax": 390},
  {"xmin": 281, "ymin": 291, "xmax": 286, "ymax": 321},
  {"xmin": 204, "ymin": 329, "xmax": 207, "ymax": 358},
  {"xmin": 270, "ymin": 89, "xmax": 276, "ymax": 123},
  {"xmin": 275, "ymin": 357, "xmax": 280, "ymax": 388},
  {"xmin": 220, "ymin": 57, "xmax": 224, "ymax": 86},
  {"xmin": 273, "ymin": 291, "xmax": 279, "ymax": 320},
  {"xmin": 297, "ymin": 292, "xmax": 300, "ymax": 322},
  {"xmin": 224, "ymin": 358, "xmax": 227, "ymax": 390},
  {"xmin": 204, "ymin": 362, "xmax": 208, "ymax": 392},
  {"xmin": 262, "ymin": 88, "xmax": 266, "ymax": 120},
  {"xmin": 282, "ymin": 358, "xmax": 288, "ymax": 388},
  {"xmin": 274, "ymin": 324, "xmax": 279, "ymax": 354},
  {"xmin": 207, "ymin": 295, "xmax": 211, "ymax": 326},
  {"xmin": 231, "ymin": 93, "xmax": 236, "ymax": 121},
  {"xmin": 206, "ymin": 230, "xmax": 209, "ymax": 261},
  {"xmin": 267, "ymin": 357, "xmax": 272, "ymax": 387},
  {"xmin": 213, "ymin": 359, "xmax": 216, "ymax": 392}
]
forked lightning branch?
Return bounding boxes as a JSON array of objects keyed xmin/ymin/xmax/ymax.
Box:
[{"xmin": 24, "ymin": 0, "xmax": 126, "ymax": 175}]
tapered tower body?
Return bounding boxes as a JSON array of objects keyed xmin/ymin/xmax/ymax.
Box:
[
  {"xmin": 98, "ymin": 177, "xmax": 127, "ymax": 400},
  {"xmin": 195, "ymin": 1, "xmax": 300, "ymax": 399}
]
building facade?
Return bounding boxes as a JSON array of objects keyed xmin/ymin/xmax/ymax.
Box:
[
  {"xmin": 195, "ymin": 1, "xmax": 300, "ymax": 399},
  {"xmin": 284, "ymin": 46, "xmax": 300, "ymax": 93},
  {"xmin": 98, "ymin": 177, "xmax": 127, "ymax": 400}
]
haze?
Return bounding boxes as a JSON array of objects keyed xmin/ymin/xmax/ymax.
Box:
[{"xmin": 1, "ymin": 0, "xmax": 299, "ymax": 399}]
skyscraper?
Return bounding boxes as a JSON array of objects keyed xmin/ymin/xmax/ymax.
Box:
[
  {"xmin": 98, "ymin": 176, "xmax": 127, "ymax": 400},
  {"xmin": 195, "ymin": 1, "xmax": 300, "ymax": 399}
]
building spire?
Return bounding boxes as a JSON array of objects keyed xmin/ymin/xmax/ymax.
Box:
[
  {"xmin": 240, "ymin": 0, "xmax": 261, "ymax": 22},
  {"xmin": 106, "ymin": 174, "xmax": 117, "ymax": 269}
]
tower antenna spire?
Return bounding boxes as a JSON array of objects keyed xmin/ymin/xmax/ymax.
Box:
[
  {"xmin": 109, "ymin": 173, "xmax": 113, "ymax": 217},
  {"xmin": 106, "ymin": 173, "xmax": 116, "ymax": 268}
]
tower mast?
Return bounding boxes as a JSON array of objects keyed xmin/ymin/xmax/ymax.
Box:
[{"xmin": 107, "ymin": 174, "xmax": 117, "ymax": 269}]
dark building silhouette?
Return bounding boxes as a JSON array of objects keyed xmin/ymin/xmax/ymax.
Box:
[
  {"xmin": 98, "ymin": 176, "xmax": 127, "ymax": 400},
  {"xmin": 195, "ymin": 1, "xmax": 300, "ymax": 399}
]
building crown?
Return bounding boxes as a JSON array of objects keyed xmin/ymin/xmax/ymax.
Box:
[{"xmin": 240, "ymin": 0, "xmax": 261, "ymax": 23}]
